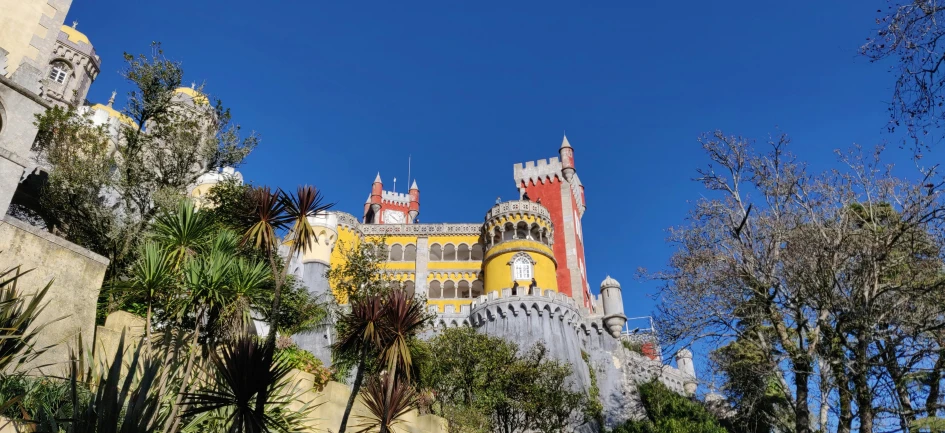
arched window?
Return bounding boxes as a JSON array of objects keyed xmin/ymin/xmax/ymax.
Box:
[
  {"xmin": 542, "ymin": 228, "xmax": 550, "ymax": 245},
  {"xmin": 444, "ymin": 244, "xmax": 456, "ymax": 261},
  {"xmin": 389, "ymin": 244, "xmax": 403, "ymax": 261},
  {"xmin": 493, "ymin": 227, "xmax": 502, "ymax": 245},
  {"xmin": 511, "ymin": 254, "xmax": 534, "ymax": 281},
  {"xmin": 443, "ymin": 281, "xmax": 456, "ymax": 298},
  {"xmin": 429, "ymin": 281, "xmax": 441, "ymax": 299},
  {"xmin": 430, "ymin": 244, "xmax": 442, "ymax": 260},
  {"xmin": 471, "ymin": 243, "xmax": 483, "ymax": 260},
  {"xmin": 48, "ymin": 61, "xmax": 70, "ymax": 84},
  {"xmin": 516, "ymin": 222, "xmax": 529, "ymax": 239},
  {"xmin": 530, "ymin": 224, "xmax": 541, "ymax": 242},
  {"xmin": 472, "ymin": 280, "xmax": 484, "ymax": 298},
  {"xmin": 404, "ymin": 244, "xmax": 417, "ymax": 261},
  {"xmin": 503, "ymin": 223, "xmax": 515, "ymax": 241},
  {"xmin": 404, "ymin": 280, "xmax": 415, "ymax": 298},
  {"xmin": 457, "ymin": 244, "xmax": 470, "ymax": 261},
  {"xmin": 458, "ymin": 281, "xmax": 470, "ymax": 298}
]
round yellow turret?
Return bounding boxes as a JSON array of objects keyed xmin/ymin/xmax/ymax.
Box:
[{"xmin": 481, "ymin": 200, "xmax": 556, "ymax": 295}]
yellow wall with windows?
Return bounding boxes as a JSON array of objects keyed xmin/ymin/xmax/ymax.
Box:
[{"xmin": 483, "ymin": 240, "xmax": 556, "ymax": 294}]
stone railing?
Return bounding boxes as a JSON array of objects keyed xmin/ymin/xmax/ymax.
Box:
[
  {"xmin": 333, "ymin": 212, "xmax": 482, "ymax": 236},
  {"xmin": 484, "ymin": 200, "xmax": 551, "ymax": 223}
]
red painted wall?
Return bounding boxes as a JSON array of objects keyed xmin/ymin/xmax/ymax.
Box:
[
  {"xmin": 569, "ymin": 191, "xmax": 590, "ymax": 307},
  {"xmin": 522, "ymin": 176, "xmax": 574, "ymax": 298}
]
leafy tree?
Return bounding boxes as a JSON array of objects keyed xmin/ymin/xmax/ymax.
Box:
[
  {"xmin": 655, "ymin": 131, "xmax": 945, "ymax": 433},
  {"xmin": 420, "ymin": 327, "xmax": 586, "ymax": 433},
  {"xmin": 612, "ymin": 381, "xmax": 728, "ymax": 433}
]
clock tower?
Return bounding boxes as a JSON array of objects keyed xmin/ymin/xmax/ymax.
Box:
[{"xmin": 362, "ymin": 173, "xmax": 419, "ymax": 224}]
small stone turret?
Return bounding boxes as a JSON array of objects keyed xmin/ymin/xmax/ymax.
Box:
[
  {"xmin": 364, "ymin": 173, "xmax": 383, "ymax": 223},
  {"xmin": 559, "ymin": 134, "xmax": 575, "ymax": 182},
  {"xmin": 600, "ymin": 276, "xmax": 627, "ymax": 338},
  {"xmin": 408, "ymin": 180, "xmax": 419, "ymax": 223},
  {"xmin": 675, "ymin": 349, "xmax": 698, "ymax": 395}
]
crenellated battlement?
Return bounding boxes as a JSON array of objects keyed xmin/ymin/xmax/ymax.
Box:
[
  {"xmin": 381, "ymin": 190, "xmax": 411, "ymax": 205},
  {"xmin": 513, "ymin": 157, "xmax": 563, "ymax": 187}
]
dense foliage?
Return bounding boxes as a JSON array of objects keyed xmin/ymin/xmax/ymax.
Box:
[
  {"xmin": 420, "ymin": 327, "xmax": 587, "ymax": 433},
  {"xmin": 612, "ymin": 381, "xmax": 728, "ymax": 433}
]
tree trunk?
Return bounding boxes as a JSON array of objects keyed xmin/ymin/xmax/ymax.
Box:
[
  {"xmin": 338, "ymin": 348, "xmax": 368, "ymax": 433},
  {"xmin": 879, "ymin": 339, "xmax": 915, "ymax": 432},
  {"xmin": 835, "ymin": 363, "xmax": 853, "ymax": 433},
  {"xmin": 926, "ymin": 339, "xmax": 945, "ymax": 419},
  {"xmin": 854, "ymin": 332, "xmax": 873, "ymax": 433},
  {"xmin": 793, "ymin": 354, "xmax": 813, "ymax": 433},
  {"xmin": 266, "ymin": 251, "xmax": 287, "ymax": 348}
]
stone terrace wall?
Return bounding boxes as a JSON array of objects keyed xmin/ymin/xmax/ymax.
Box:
[
  {"xmin": 95, "ymin": 312, "xmax": 448, "ymax": 433},
  {"xmin": 0, "ymin": 216, "xmax": 107, "ymax": 375}
]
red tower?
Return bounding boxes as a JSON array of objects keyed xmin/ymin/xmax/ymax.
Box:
[
  {"xmin": 362, "ymin": 173, "xmax": 417, "ymax": 224},
  {"xmin": 512, "ymin": 135, "xmax": 590, "ymax": 307}
]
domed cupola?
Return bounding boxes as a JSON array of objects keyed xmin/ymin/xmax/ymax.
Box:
[{"xmin": 481, "ymin": 200, "xmax": 556, "ymax": 295}]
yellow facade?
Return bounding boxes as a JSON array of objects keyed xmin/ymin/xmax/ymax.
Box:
[
  {"xmin": 0, "ymin": 0, "xmax": 57, "ymax": 75},
  {"xmin": 483, "ymin": 239, "xmax": 557, "ymax": 294}
]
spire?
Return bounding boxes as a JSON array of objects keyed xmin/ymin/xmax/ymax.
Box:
[
  {"xmin": 560, "ymin": 133, "xmax": 572, "ymax": 149},
  {"xmin": 410, "ymin": 180, "xmax": 419, "ymax": 190},
  {"xmin": 71, "ymin": 21, "xmax": 78, "ymax": 29},
  {"xmin": 107, "ymin": 90, "xmax": 116, "ymax": 107},
  {"xmin": 374, "ymin": 172, "xmax": 382, "ymax": 183}
]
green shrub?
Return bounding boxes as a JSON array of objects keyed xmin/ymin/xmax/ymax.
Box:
[
  {"xmin": 0, "ymin": 375, "xmax": 91, "ymax": 428},
  {"xmin": 276, "ymin": 342, "xmax": 331, "ymax": 392},
  {"xmin": 612, "ymin": 380, "xmax": 729, "ymax": 433},
  {"xmin": 622, "ymin": 340, "xmax": 644, "ymax": 355}
]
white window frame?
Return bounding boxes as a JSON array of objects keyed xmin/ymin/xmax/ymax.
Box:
[
  {"xmin": 49, "ymin": 64, "xmax": 69, "ymax": 83},
  {"xmin": 510, "ymin": 253, "xmax": 534, "ymax": 281}
]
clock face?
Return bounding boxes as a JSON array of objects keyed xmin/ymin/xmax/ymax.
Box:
[{"xmin": 383, "ymin": 209, "xmax": 406, "ymax": 224}]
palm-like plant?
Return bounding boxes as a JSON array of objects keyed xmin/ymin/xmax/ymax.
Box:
[
  {"xmin": 355, "ymin": 373, "xmax": 419, "ymax": 433},
  {"xmin": 125, "ymin": 242, "xmax": 175, "ymax": 340},
  {"xmin": 218, "ymin": 259, "xmax": 271, "ymax": 342},
  {"xmin": 181, "ymin": 334, "xmax": 306, "ymax": 433},
  {"xmin": 333, "ymin": 294, "xmax": 384, "ymax": 433},
  {"xmin": 152, "ymin": 200, "xmax": 212, "ymax": 268},
  {"xmin": 242, "ymin": 185, "xmax": 332, "ymax": 347},
  {"xmin": 333, "ymin": 289, "xmax": 429, "ymax": 433}
]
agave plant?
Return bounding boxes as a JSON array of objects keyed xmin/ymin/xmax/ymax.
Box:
[
  {"xmin": 354, "ymin": 373, "xmax": 418, "ymax": 433},
  {"xmin": 181, "ymin": 334, "xmax": 308, "ymax": 433},
  {"xmin": 0, "ymin": 266, "xmax": 58, "ymax": 372},
  {"xmin": 41, "ymin": 330, "xmax": 175, "ymax": 433}
]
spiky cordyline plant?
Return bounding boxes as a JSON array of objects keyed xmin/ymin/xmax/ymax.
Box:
[
  {"xmin": 241, "ymin": 185, "xmax": 332, "ymax": 348},
  {"xmin": 181, "ymin": 334, "xmax": 308, "ymax": 433},
  {"xmin": 333, "ymin": 289, "xmax": 430, "ymax": 433},
  {"xmin": 354, "ymin": 373, "xmax": 419, "ymax": 433}
]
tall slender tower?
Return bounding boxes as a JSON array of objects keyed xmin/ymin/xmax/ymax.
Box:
[{"xmin": 512, "ymin": 134, "xmax": 590, "ymax": 306}]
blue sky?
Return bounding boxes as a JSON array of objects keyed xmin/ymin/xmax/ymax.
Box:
[{"xmin": 70, "ymin": 0, "xmax": 910, "ymax": 352}]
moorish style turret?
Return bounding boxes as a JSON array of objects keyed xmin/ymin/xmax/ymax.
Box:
[{"xmin": 481, "ymin": 200, "xmax": 555, "ymax": 295}]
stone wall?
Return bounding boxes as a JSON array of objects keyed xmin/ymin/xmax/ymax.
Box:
[{"xmin": 0, "ymin": 215, "xmax": 106, "ymax": 375}]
